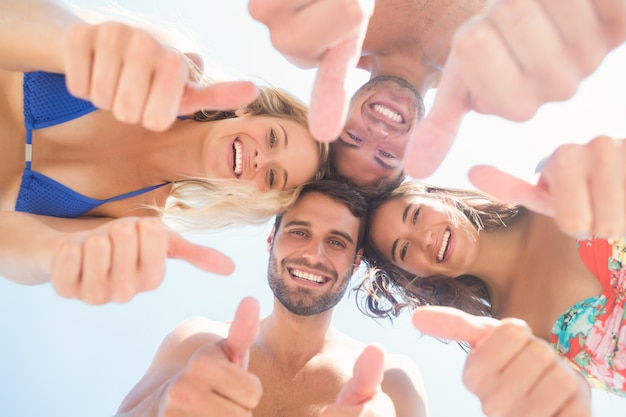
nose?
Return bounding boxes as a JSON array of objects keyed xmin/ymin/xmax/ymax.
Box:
[
  {"xmin": 302, "ymin": 236, "xmax": 325, "ymax": 262},
  {"xmin": 416, "ymin": 229, "xmax": 434, "ymax": 251},
  {"xmin": 367, "ymin": 119, "xmax": 390, "ymax": 140},
  {"xmin": 253, "ymin": 149, "xmax": 271, "ymax": 171}
]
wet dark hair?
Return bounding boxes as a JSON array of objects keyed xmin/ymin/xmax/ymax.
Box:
[{"xmin": 358, "ymin": 179, "xmax": 526, "ymax": 319}]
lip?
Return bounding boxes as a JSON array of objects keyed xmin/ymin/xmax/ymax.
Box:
[
  {"xmin": 287, "ymin": 266, "xmax": 331, "ymax": 288},
  {"xmin": 231, "ymin": 138, "xmax": 245, "ymax": 179},
  {"xmin": 367, "ymin": 98, "xmax": 407, "ymax": 127}
]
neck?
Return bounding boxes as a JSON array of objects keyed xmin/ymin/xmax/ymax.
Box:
[
  {"xmin": 137, "ymin": 118, "xmax": 207, "ymax": 184},
  {"xmin": 359, "ymin": 0, "xmax": 491, "ymax": 94},
  {"xmin": 257, "ymin": 299, "xmax": 335, "ymax": 367},
  {"xmin": 466, "ymin": 213, "xmax": 531, "ymax": 315}
]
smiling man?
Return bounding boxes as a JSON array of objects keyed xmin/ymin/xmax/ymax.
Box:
[
  {"xmin": 331, "ymin": 75, "xmax": 424, "ymax": 187},
  {"xmin": 114, "ymin": 178, "xmax": 428, "ymax": 417},
  {"xmin": 251, "ymin": 0, "xmax": 626, "ymax": 185},
  {"xmin": 114, "ymin": 178, "xmax": 592, "ymax": 417}
]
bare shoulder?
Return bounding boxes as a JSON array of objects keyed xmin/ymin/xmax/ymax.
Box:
[
  {"xmin": 156, "ymin": 316, "xmax": 230, "ymax": 362},
  {"xmin": 116, "ymin": 316, "xmax": 230, "ymax": 413},
  {"xmin": 383, "ymin": 352, "xmax": 429, "ymax": 417}
]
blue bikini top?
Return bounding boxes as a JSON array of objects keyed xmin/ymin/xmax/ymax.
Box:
[{"xmin": 15, "ymin": 71, "xmax": 168, "ymax": 218}]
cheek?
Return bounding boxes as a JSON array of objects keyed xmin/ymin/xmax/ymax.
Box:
[{"xmin": 287, "ymin": 151, "xmax": 319, "ymax": 184}]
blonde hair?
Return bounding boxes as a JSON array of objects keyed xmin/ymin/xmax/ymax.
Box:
[
  {"xmin": 161, "ymin": 85, "xmax": 329, "ymax": 232},
  {"xmin": 162, "ymin": 179, "xmax": 302, "ymax": 231},
  {"xmin": 72, "ymin": 3, "xmax": 330, "ymax": 231}
]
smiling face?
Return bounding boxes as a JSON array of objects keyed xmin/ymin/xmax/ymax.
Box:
[
  {"xmin": 331, "ymin": 76, "xmax": 424, "ymax": 186},
  {"xmin": 202, "ymin": 114, "xmax": 320, "ymax": 191},
  {"xmin": 370, "ymin": 196, "xmax": 479, "ymax": 278},
  {"xmin": 267, "ymin": 192, "xmax": 362, "ymax": 316}
]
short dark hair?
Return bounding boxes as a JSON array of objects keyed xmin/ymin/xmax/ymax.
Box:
[{"xmin": 273, "ymin": 177, "xmax": 368, "ymax": 249}]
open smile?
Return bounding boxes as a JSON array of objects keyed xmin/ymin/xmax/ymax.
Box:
[
  {"xmin": 371, "ymin": 103, "xmax": 404, "ymax": 123},
  {"xmin": 436, "ymin": 229, "xmax": 451, "ymax": 262},
  {"xmin": 233, "ymin": 138, "xmax": 243, "ymax": 177},
  {"xmin": 287, "ymin": 267, "xmax": 331, "ymax": 287}
]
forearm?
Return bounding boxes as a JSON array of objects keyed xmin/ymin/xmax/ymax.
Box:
[
  {"xmin": 0, "ymin": 0, "xmax": 82, "ymax": 72},
  {"xmin": 115, "ymin": 381, "xmax": 170, "ymax": 417},
  {"xmin": 0, "ymin": 211, "xmax": 107, "ymax": 284}
]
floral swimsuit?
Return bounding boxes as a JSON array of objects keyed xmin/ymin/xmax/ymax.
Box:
[{"xmin": 551, "ymin": 237, "xmax": 626, "ymax": 397}]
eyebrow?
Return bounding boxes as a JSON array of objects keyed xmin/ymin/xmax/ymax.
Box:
[
  {"xmin": 282, "ymin": 170, "xmax": 288, "ymax": 190},
  {"xmin": 280, "ymin": 124, "xmax": 288, "ymax": 149},
  {"xmin": 284, "ymin": 220, "xmax": 355, "ymax": 245},
  {"xmin": 374, "ymin": 156, "xmax": 395, "ymax": 170},
  {"xmin": 390, "ymin": 204, "xmax": 412, "ymax": 262},
  {"xmin": 284, "ymin": 220, "xmax": 310, "ymax": 228},
  {"xmin": 331, "ymin": 229, "xmax": 355, "ymax": 245},
  {"xmin": 336, "ymin": 137, "xmax": 359, "ymax": 150}
]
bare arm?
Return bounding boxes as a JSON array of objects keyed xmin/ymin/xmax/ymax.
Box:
[
  {"xmin": 115, "ymin": 298, "xmax": 262, "ymax": 417},
  {"xmin": 406, "ymin": 0, "xmax": 626, "ymax": 178},
  {"xmin": 0, "ymin": 212, "xmax": 234, "ymax": 304},
  {"xmin": 469, "ymin": 135, "xmax": 626, "ymax": 238},
  {"xmin": 413, "ymin": 307, "xmax": 591, "ymax": 417},
  {"xmin": 0, "ymin": 0, "xmax": 81, "ymax": 72},
  {"xmin": 0, "ymin": 210, "xmax": 107, "ymax": 284},
  {"xmin": 0, "ymin": 0, "xmax": 257, "ymax": 130}
]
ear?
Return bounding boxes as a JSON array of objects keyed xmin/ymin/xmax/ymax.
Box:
[
  {"xmin": 267, "ymin": 226, "xmax": 276, "ymax": 252},
  {"xmin": 352, "ymin": 248, "xmax": 364, "ymax": 273}
]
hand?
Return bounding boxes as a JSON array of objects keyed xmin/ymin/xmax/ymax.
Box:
[
  {"xmin": 405, "ymin": 0, "xmax": 626, "ymax": 177},
  {"xmin": 469, "ymin": 135, "xmax": 626, "ymax": 238},
  {"xmin": 413, "ymin": 306, "xmax": 591, "ymax": 417},
  {"xmin": 248, "ymin": 0, "xmax": 374, "ymax": 142},
  {"xmin": 61, "ymin": 21, "xmax": 258, "ymax": 131},
  {"xmin": 50, "ymin": 217, "xmax": 235, "ymax": 305},
  {"xmin": 160, "ymin": 297, "xmax": 262, "ymax": 417},
  {"xmin": 320, "ymin": 344, "xmax": 396, "ymax": 417}
]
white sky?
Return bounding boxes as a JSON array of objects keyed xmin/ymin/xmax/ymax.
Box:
[{"xmin": 1, "ymin": 1, "xmax": 625, "ymax": 416}]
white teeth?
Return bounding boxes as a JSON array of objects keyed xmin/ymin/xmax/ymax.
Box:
[
  {"xmin": 233, "ymin": 140, "xmax": 242, "ymax": 176},
  {"xmin": 437, "ymin": 230, "xmax": 451, "ymax": 261},
  {"xmin": 373, "ymin": 104, "xmax": 403, "ymax": 123},
  {"xmin": 291, "ymin": 269, "xmax": 325, "ymax": 283}
]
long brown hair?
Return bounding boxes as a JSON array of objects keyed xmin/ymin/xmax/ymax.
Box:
[{"xmin": 358, "ymin": 179, "xmax": 525, "ymax": 319}]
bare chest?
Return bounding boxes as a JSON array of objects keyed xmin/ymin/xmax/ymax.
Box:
[
  {"xmin": 0, "ymin": 70, "xmax": 28, "ymax": 209},
  {"xmin": 250, "ymin": 357, "xmax": 351, "ymax": 417}
]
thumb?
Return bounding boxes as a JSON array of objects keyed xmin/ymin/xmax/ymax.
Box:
[
  {"xmin": 178, "ymin": 81, "xmax": 259, "ymax": 115},
  {"xmin": 308, "ymin": 37, "xmax": 360, "ymax": 143},
  {"xmin": 412, "ymin": 306, "xmax": 500, "ymax": 347},
  {"xmin": 404, "ymin": 63, "xmax": 470, "ymax": 178},
  {"xmin": 468, "ymin": 165, "xmax": 554, "ymax": 217},
  {"xmin": 166, "ymin": 231, "xmax": 235, "ymax": 275},
  {"xmin": 224, "ymin": 297, "xmax": 260, "ymax": 369},
  {"xmin": 336, "ymin": 344, "xmax": 385, "ymax": 405}
]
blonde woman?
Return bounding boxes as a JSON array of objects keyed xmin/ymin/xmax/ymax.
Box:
[{"xmin": 0, "ymin": 0, "xmax": 329, "ymax": 304}]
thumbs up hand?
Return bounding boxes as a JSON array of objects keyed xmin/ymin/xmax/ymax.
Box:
[{"xmin": 412, "ymin": 306, "xmax": 591, "ymax": 417}]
